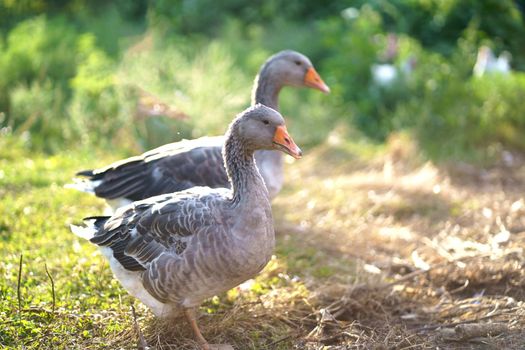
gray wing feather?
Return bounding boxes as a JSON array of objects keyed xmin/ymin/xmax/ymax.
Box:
[
  {"xmin": 90, "ymin": 190, "xmax": 225, "ymax": 271},
  {"xmin": 77, "ymin": 137, "xmax": 229, "ymax": 201}
]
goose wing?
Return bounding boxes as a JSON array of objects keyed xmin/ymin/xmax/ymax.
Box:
[
  {"xmin": 77, "ymin": 136, "xmax": 229, "ymax": 201},
  {"xmin": 89, "ymin": 188, "xmax": 227, "ymax": 272}
]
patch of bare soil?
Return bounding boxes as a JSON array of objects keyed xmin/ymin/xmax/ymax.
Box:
[{"xmin": 271, "ymin": 141, "xmax": 525, "ymax": 349}]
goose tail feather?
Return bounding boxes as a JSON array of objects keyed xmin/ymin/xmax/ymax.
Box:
[
  {"xmin": 64, "ymin": 178, "xmax": 102, "ymax": 194},
  {"xmin": 70, "ymin": 216, "xmax": 110, "ymax": 240}
]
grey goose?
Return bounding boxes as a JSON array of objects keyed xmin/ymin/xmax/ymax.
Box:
[{"xmin": 71, "ymin": 104, "xmax": 302, "ymax": 349}]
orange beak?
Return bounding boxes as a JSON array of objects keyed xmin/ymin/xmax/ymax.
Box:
[
  {"xmin": 272, "ymin": 125, "xmax": 302, "ymax": 159},
  {"xmin": 304, "ymin": 67, "xmax": 330, "ymax": 94}
]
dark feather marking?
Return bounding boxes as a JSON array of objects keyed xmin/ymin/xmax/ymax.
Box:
[{"xmin": 109, "ymin": 239, "xmax": 145, "ymax": 271}]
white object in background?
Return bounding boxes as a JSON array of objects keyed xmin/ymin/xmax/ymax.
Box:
[
  {"xmin": 473, "ymin": 46, "xmax": 511, "ymax": 77},
  {"xmin": 371, "ymin": 63, "xmax": 397, "ymax": 86}
]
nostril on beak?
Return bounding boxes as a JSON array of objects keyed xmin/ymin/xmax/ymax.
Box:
[{"xmin": 284, "ymin": 138, "xmax": 290, "ymax": 144}]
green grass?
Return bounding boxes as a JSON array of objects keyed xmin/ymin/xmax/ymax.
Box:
[{"xmin": 0, "ymin": 138, "xmax": 133, "ymax": 349}]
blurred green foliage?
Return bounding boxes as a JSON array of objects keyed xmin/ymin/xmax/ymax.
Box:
[
  {"xmin": 369, "ymin": 0, "xmax": 525, "ymax": 69},
  {"xmin": 1, "ymin": 0, "xmax": 525, "ymax": 161}
]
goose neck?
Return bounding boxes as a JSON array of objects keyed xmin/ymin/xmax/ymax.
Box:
[
  {"xmin": 223, "ymin": 126, "xmax": 268, "ymax": 205},
  {"xmin": 251, "ymin": 69, "xmax": 281, "ymax": 110}
]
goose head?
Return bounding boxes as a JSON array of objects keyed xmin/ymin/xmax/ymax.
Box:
[
  {"xmin": 238, "ymin": 104, "xmax": 302, "ymax": 159},
  {"xmin": 265, "ymin": 50, "xmax": 330, "ymax": 94}
]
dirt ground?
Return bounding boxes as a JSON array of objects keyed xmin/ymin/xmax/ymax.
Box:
[{"xmin": 269, "ymin": 137, "xmax": 525, "ymax": 349}]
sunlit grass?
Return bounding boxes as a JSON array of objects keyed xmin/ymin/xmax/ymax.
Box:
[{"xmin": 0, "ymin": 137, "xmax": 130, "ymax": 349}]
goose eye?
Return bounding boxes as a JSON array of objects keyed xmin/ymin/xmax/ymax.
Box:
[
  {"xmin": 294, "ymin": 60, "xmax": 301, "ymax": 66},
  {"xmin": 263, "ymin": 120, "xmax": 270, "ymax": 125}
]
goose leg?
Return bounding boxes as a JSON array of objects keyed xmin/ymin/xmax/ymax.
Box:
[{"xmin": 184, "ymin": 308, "xmax": 209, "ymax": 350}]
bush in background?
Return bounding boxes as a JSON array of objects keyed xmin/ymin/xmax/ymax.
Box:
[{"xmin": 1, "ymin": 0, "xmax": 525, "ymax": 164}]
